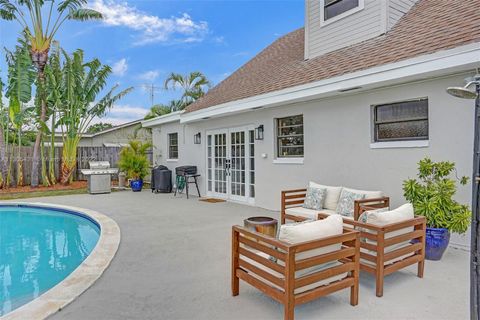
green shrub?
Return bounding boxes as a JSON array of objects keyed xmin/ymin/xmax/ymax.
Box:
[
  {"xmin": 403, "ymin": 157, "xmax": 471, "ymax": 234},
  {"xmin": 118, "ymin": 140, "xmax": 152, "ymax": 180}
]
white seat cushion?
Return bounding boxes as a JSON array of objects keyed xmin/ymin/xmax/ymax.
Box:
[
  {"xmin": 343, "ymin": 187, "xmax": 383, "ymax": 199},
  {"xmin": 286, "ymin": 207, "xmax": 353, "ymax": 221},
  {"xmin": 309, "ymin": 182, "xmax": 342, "ymax": 210},
  {"xmin": 243, "ymin": 252, "xmax": 347, "ymax": 294},
  {"xmin": 361, "ymin": 246, "xmax": 414, "ymax": 266},
  {"xmin": 285, "ymin": 206, "xmax": 319, "ymax": 220},
  {"xmin": 285, "ymin": 207, "xmax": 337, "ymax": 220}
]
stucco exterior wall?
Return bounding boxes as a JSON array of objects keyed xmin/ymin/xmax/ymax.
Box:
[{"xmin": 151, "ymin": 73, "xmax": 475, "ymax": 248}]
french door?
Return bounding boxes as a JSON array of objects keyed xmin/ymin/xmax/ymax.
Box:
[{"xmin": 206, "ymin": 126, "xmax": 255, "ymax": 204}]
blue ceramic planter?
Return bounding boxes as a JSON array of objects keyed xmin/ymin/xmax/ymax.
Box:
[
  {"xmin": 130, "ymin": 179, "xmax": 143, "ymax": 192},
  {"xmin": 425, "ymin": 227, "xmax": 450, "ymax": 261}
]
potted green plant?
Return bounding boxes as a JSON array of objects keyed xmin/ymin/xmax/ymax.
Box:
[
  {"xmin": 118, "ymin": 140, "xmax": 152, "ymax": 192},
  {"xmin": 403, "ymin": 157, "xmax": 471, "ymax": 260}
]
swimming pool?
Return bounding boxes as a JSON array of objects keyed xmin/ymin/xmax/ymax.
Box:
[{"xmin": 0, "ymin": 204, "xmax": 101, "ymax": 316}]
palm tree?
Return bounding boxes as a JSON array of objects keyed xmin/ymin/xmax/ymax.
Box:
[
  {"xmin": 5, "ymin": 37, "xmax": 36, "ymax": 186},
  {"xmin": 0, "ymin": 0, "xmax": 102, "ymax": 187},
  {"xmin": 144, "ymin": 100, "xmax": 185, "ymax": 120},
  {"xmin": 164, "ymin": 71, "xmax": 211, "ymax": 107},
  {"xmin": 46, "ymin": 49, "xmax": 133, "ymax": 184},
  {"xmin": 0, "ymin": 76, "xmax": 6, "ymax": 187}
]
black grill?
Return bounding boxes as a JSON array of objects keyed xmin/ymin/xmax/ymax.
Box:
[{"xmin": 175, "ymin": 165, "xmax": 197, "ymax": 176}]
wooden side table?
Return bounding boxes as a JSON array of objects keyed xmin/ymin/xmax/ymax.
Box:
[{"xmin": 243, "ymin": 216, "xmax": 278, "ymax": 238}]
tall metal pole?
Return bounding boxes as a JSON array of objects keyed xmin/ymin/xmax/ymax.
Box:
[{"xmin": 472, "ymin": 82, "xmax": 480, "ymax": 320}]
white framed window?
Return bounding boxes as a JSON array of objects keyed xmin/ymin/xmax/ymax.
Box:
[
  {"xmin": 276, "ymin": 115, "xmax": 304, "ymax": 159},
  {"xmin": 372, "ymin": 98, "xmax": 429, "ymax": 144},
  {"xmin": 168, "ymin": 133, "xmax": 178, "ymax": 160},
  {"xmin": 320, "ymin": 0, "xmax": 364, "ymax": 26}
]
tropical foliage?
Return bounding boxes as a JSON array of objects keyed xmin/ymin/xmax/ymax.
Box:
[
  {"xmin": 403, "ymin": 157, "xmax": 471, "ymax": 233},
  {"xmin": 45, "ymin": 48, "xmax": 133, "ymax": 184},
  {"xmin": 118, "ymin": 140, "xmax": 152, "ymax": 180},
  {"xmin": 164, "ymin": 71, "xmax": 211, "ymax": 107},
  {"xmin": 144, "ymin": 101, "xmax": 183, "ymax": 120},
  {"xmin": 87, "ymin": 122, "xmax": 114, "ymax": 134},
  {"xmin": 0, "ymin": 0, "xmax": 102, "ymax": 187},
  {"xmin": 0, "ymin": 37, "xmax": 36, "ymax": 187},
  {"xmin": 144, "ymin": 71, "xmax": 211, "ymax": 120}
]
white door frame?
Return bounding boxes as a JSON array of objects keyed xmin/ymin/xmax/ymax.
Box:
[{"xmin": 206, "ymin": 125, "xmax": 255, "ymax": 204}]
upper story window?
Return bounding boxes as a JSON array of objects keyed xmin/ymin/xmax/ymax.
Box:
[
  {"xmin": 168, "ymin": 133, "xmax": 178, "ymax": 159},
  {"xmin": 276, "ymin": 115, "xmax": 304, "ymax": 158},
  {"xmin": 321, "ymin": 0, "xmax": 364, "ymax": 25},
  {"xmin": 373, "ymin": 98, "xmax": 429, "ymax": 143}
]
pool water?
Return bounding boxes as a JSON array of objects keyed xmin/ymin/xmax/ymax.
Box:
[{"xmin": 0, "ymin": 205, "xmax": 100, "ymax": 316}]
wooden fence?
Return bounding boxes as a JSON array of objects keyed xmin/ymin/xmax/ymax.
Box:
[{"xmin": 1, "ymin": 146, "xmax": 127, "ymax": 186}]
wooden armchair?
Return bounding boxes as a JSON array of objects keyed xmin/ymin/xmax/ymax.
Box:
[
  {"xmin": 319, "ymin": 209, "xmax": 426, "ymax": 297},
  {"xmin": 280, "ymin": 188, "xmax": 390, "ymax": 223},
  {"xmin": 232, "ymin": 225, "xmax": 360, "ymax": 320}
]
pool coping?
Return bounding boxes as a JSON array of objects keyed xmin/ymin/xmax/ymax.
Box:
[{"xmin": 0, "ymin": 202, "xmax": 121, "ymax": 320}]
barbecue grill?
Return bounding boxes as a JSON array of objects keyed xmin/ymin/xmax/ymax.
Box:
[
  {"xmin": 175, "ymin": 166, "xmax": 197, "ymax": 176},
  {"xmin": 81, "ymin": 161, "xmax": 118, "ymax": 194},
  {"xmin": 174, "ymin": 165, "xmax": 200, "ymax": 199}
]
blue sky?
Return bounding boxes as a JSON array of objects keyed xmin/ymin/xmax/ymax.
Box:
[{"xmin": 0, "ymin": 0, "xmax": 304, "ymax": 125}]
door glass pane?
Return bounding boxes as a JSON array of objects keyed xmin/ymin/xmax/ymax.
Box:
[
  {"xmin": 249, "ymin": 130, "xmax": 255, "ymax": 199},
  {"xmin": 213, "ymin": 133, "xmax": 227, "ymax": 194},
  {"xmin": 230, "ymin": 131, "xmax": 245, "ymax": 196}
]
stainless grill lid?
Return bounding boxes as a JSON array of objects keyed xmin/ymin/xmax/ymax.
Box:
[{"xmin": 89, "ymin": 161, "xmax": 111, "ymax": 169}]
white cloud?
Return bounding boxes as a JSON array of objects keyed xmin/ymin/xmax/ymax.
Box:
[
  {"xmin": 90, "ymin": 0, "xmax": 209, "ymax": 45},
  {"xmin": 106, "ymin": 104, "xmax": 148, "ymax": 119},
  {"xmin": 89, "ymin": 104, "xmax": 148, "ymax": 125},
  {"xmin": 112, "ymin": 58, "xmax": 128, "ymax": 76},
  {"xmin": 138, "ymin": 70, "xmax": 160, "ymax": 82}
]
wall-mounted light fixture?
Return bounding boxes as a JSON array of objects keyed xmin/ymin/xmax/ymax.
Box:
[
  {"xmin": 194, "ymin": 132, "xmax": 202, "ymax": 144},
  {"xmin": 255, "ymin": 125, "xmax": 264, "ymax": 140}
]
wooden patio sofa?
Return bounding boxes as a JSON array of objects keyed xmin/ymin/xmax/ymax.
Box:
[
  {"xmin": 232, "ymin": 225, "xmax": 360, "ymax": 320},
  {"xmin": 280, "ymin": 188, "xmax": 426, "ymax": 297},
  {"xmin": 281, "ymin": 188, "xmax": 390, "ymax": 223}
]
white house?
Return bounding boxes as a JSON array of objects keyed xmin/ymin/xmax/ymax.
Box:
[{"xmin": 142, "ymin": 0, "xmax": 480, "ymax": 248}]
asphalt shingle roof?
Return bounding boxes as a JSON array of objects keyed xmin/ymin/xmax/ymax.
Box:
[{"xmin": 187, "ymin": 0, "xmax": 480, "ymax": 113}]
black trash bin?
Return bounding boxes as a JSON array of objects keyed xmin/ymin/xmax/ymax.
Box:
[{"xmin": 151, "ymin": 166, "xmax": 172, "ymax": 193}]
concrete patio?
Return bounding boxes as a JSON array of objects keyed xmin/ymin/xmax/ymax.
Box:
[{"xmin": 8, "ymin": 191, "xmax": 469, "ymax": 320}]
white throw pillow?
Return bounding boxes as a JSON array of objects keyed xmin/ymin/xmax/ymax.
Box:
[
  {"xmin": 343, "ymin": 187, "xmax": 383, "ymax": 200},
  {"xmin": 309, "ymin": 182, "xmax": 343, "ymax": 210},
  {"xmin": 366, "ymin": 203, "xmax": 414, "ymax": 226},
  {"xmin": 360, "ymin": 203, "xmax": 415, "ymax": 249}
]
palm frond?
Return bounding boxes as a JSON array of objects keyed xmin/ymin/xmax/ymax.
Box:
[
  {"xmin": 68, "ymin": 8, "xmax": 102, "ymax": 21},
  {"xmin": 57, "ymin": 0, "xmax": 87, "ymax": 12}
]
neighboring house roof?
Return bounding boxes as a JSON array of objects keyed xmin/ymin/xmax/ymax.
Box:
[
  {"xmin": 54, "ymin": 119, "xmax": 144, "ymax": 138},
  {"xmin": 86, "ymin": 119, "xmax": 144, "ymax": 137},
  {"xmin": 186, "ymin": 0, "xmax": 480, "ymax": 114}
]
